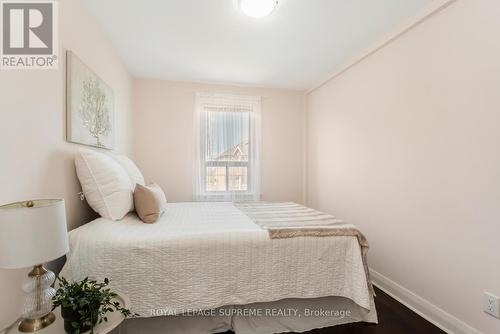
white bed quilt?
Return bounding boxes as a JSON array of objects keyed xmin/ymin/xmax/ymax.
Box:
[{"xmin": 60, "ymin": 202, "xmax": 371, "ymax": 317}]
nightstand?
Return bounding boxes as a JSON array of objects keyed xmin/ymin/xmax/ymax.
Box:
[{"xmin": 6, "ymin": 294, "xmax": 130, "ymax": 334}]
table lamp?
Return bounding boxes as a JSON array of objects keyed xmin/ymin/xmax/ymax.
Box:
[{"xmin": 0, "ymin": 199, "xmax": 69, "ymax": 332}]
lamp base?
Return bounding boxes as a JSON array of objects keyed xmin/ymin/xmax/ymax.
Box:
[
  {"xmin": 19, "ymin": 265, "xmax": 57, "ymax": 332},
  {"xmin": 18, "ymin": 312, "xmax": 56, "ymax": 332}
]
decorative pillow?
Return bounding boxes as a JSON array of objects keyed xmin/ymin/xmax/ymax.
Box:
[
  {"xmin": 75, "ymin": 149, "xmax": 134, "ymax": 220},
  {"xmin": 134, "ymin": 183, "xmax": 167, "ymax": 224},
  {"xmin": 110, "ymin": 154, "xmax": 145, "ymax": 189}
]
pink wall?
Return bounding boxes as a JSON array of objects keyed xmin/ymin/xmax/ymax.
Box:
[
  {"xmin": 0, "ymin": 0, "xmax": 133, "ymax": 328},
  {"xmin": 133, "ymin": 79, "xmax": 305, "ymax": 204},
  {"xmin": 306, "ymin": 1, "xmax": 500, "ymax": 333}
]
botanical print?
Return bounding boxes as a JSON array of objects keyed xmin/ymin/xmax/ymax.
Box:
[{"xmin": 66, "ymin": 51, "xmax": 114, "ymax": 149}]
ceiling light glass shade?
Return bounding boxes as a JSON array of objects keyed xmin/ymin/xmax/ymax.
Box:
[{"xmin": 239, "ymin": 0, "xmax": 278, "ymax": 18}]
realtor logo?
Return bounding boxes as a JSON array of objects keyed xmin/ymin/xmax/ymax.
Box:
[{"xmin": 1, "ymin": 0, "xmax": 58, "ymax": 69}]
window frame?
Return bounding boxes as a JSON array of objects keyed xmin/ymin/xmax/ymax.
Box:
[
  {"xmin": 201, "ymin": 108, "xmax": 252, "ymax": 194},
  {"xmin": 194, "ymin": 93, "xmax": 261, "ymax": 202}
]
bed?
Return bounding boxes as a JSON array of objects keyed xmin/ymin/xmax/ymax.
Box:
[{"xmin": 60, "ymin": 201, "xmax": 377, "ymax": 334}]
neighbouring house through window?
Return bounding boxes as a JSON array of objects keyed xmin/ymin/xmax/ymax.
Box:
[{"xmin": 194, "ymin": 93, "xmax": 261, "ymax": 201}]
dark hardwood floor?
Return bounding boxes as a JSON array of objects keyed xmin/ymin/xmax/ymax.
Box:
[
  {"xmin": 225, "ymin": 287, "xmax": 446, "ymax": 334},
  {"xmin": 304, "ymin": 287, "xmax": 445, "ymax": 334}
]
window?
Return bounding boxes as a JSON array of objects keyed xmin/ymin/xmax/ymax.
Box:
[{"xmin": 194, "ymin": 93, "xmax": 261, "ymax": 201}]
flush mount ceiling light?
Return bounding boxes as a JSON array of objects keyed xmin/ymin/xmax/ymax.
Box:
[{"xmin": 239, "ymin": 0, "xmax": 278, "ymax": 18}]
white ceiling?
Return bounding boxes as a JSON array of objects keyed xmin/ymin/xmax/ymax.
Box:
[{"xmin": 84, "ymin": 0, "xmax": 434, "ymax": 90}]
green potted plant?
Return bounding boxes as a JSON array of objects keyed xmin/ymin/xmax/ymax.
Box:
[{"xmin": 52, "ymin": 277, "xmax": 137, "ymax": 334}]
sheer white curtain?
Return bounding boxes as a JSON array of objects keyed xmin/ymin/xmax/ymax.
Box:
[{"xmin": 194, "ymin": 93, "xmax": 261, "ymax": 202}]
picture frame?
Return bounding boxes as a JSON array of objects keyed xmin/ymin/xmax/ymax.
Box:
[{"xmin": 66, "ymin": 50, "xmax": 115, "ymax": 149}]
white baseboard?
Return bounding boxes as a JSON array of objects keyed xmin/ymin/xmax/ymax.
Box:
[{"xmin": 370, "ymin": 268, "xmax": 482, "ymax": 334}]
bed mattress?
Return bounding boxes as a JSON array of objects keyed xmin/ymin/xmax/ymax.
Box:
[{"xmin": 60, "ymin": 202, "xmax": 372, "ymax": 318}]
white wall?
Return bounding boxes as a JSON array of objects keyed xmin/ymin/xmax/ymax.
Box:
[
  {"xmin": 0, "ymin": 0, "xmax": 133, "ymax": 328},
  {"xmin": 306, "ymin": 1, "xmax": 500, "ymax": 333},
  {"xmin": 133, "ymin": 79, "xmax": 305, "ymax": 204}
]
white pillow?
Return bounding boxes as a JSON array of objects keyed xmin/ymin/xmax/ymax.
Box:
[
  {"xmin": 75, "ymin": 149, "xmax": 134, "ymax": 220},
  {"xmin": 110, "ymin": 154, "xmax": 145, "ymax": 189}
]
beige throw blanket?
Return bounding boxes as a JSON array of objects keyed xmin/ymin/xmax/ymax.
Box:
[{"xmin": 235, "ymin": 202, "xmax": 374, "ymax": 295}]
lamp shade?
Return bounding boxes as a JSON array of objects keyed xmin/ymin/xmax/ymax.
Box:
[{"xmin": 0, "ymin": 199, "xmax": 69, "ymax": 269}]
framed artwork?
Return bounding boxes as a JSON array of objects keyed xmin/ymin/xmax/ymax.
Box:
[{"xmin": 66, "ymin": 50, "xmax": 114, "ymax": 149}]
